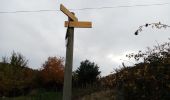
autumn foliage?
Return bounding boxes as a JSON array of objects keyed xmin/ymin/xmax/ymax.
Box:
[{"xmin": 40, "ymin": 57, "xmax": 64, "ymax": 90}]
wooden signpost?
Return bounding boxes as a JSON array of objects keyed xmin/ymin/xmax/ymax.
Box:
[{"xmin": 60, "ymin": 4, "xmax": 92, "ymax": 100}]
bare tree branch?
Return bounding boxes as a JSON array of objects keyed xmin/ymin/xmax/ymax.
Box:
[{"xmin": 134, "ymin": 22, "xmax": 170, "ymax": 35}]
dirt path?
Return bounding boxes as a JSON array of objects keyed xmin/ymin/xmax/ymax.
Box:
[{"xmin": 79, "ymin": 90, "xmax": 115, "ymax": 100}]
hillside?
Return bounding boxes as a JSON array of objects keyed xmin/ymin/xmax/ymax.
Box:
[{"xmin": 100, "ymin": 41, "xmax": 170, "ymax": 100}]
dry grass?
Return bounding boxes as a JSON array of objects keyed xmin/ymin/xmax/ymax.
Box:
[{"xmin": 80, "ymin": 90, "xmax": 115, "ymax": 100}]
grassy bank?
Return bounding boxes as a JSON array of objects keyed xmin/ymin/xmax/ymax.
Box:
[
  {"xmin": 0, "ymin": 91, "xmax": 62, "ymax": 100},
  {"xmin": 0, "ymin": 87, "xmax": 101, "ymax": 100}
]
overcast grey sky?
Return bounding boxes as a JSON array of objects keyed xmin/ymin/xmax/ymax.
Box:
[{"xmin": 0, "ymin": 0, "xmax": 170, "ymax": 76}]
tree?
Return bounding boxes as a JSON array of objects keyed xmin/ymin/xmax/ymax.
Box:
[
  {"xmin": 114, "ymin": 40, "xmax": 170, "ymax": 100},
  {"xmin": 75, "ymin": 60, "xmax": 101, "ymax": 87},
  {"xmin": 40, "ymin": 56, "xmax": 64, "ymax": 90},
  {"xmin": 127, "ymin": 39, "xmax": 170, "ymax": 64},
  {"xmin": 10, "ymin": 51, "xmax": 28, "ymax": 68},
  {"xmin": 1, "ymin": 51, "xmax": 28, "ymax": 68},
  {"xmin": 0, "ymin": 52, "xmax": 35, "ymax": 97}
]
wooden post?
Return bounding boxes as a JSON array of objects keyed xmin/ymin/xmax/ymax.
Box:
[
  {"xmin": 60, "ymin": 4, "xmax": 92, "ymax": 100},
  {"xmin": 63, "ymin": 16, "xmax": 74, "ymax": 100}
]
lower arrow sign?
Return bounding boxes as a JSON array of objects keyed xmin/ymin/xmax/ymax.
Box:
[{"xmin": 65, "ymin": 21, "xmax": 92, "ymax": 28}]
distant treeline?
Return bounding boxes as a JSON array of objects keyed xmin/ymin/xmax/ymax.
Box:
[
  {"xmin": 0, "ymin": 52, "xmax": 101, "ymax": 97},
  {"xmin": 2, "ymin": 40, "xmax": 170, "ymax": 99}
]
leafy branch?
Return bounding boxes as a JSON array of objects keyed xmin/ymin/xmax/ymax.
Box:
[{"xmin": 134, "ymin": 22, "xmax": 170, "ymax": 35}]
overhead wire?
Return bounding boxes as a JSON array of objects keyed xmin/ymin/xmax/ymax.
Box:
[
  {"xmin": 0, "ymin": 9, "xmax": 60, "ymax": 14},
  {"xmin": 70, "ymin": 2, "xmax": 170, "ymax": 11},
  {"xmin": 0, "ymin": 2, "xmax": 169, "ymax": 14}
]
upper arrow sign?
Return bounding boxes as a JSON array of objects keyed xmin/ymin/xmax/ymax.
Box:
[{"xmin": 60, "ymin": 4, "xmax": 78, "ymax": 21}]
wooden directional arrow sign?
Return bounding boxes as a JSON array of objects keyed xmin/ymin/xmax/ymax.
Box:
[
  {"xmin": 60, "ymin": 4, "xmax": 92, "ymax": 28},
  {"xmin": 65, "ymin": 21, "xmax": 92, "ymax": 28},
  {"xmin": 60, "ymin": 4, "xmax": 78, "ymax": 21}
]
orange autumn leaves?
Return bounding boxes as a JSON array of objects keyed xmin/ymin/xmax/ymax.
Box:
[{"xmin": 40, "ymin": 57, "xmax": 64, "ymax": 86}]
